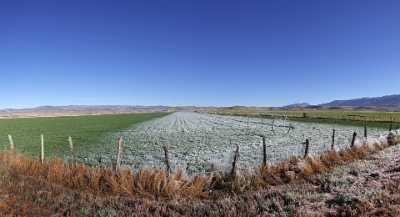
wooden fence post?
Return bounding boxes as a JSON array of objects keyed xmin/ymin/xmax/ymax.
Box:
[
  {"xmin": 364, "ymin": 120, "xmax": 368, "ymax": 138},
  {"xmin": 231, "ymin": 144, "xmax": 240, "ymax": 178},
  {"xmin": 331, "ymin": 129, "xmax": 336, "ymax": 150},
  {"xmin": 262, "ymin": 135, "xmax": 267, "ymax": 166},
  {"xmin": 351, "ymin": 132, "xmax": 357, "ymax": 147},
  {"xmin": 68, "ymin": 136, "xmax": 74, "ymax": 162},
  {"xmin": 111, "ymin": 160, "xmax": 117, "ymax": 173},
  {"xmin": 40, "ymin": 134, "xmax": 44, "ymax": 164},
  {"xmin": 389, "ymin": 120, "xmax": 393, "ymax": 132},
  {"xmin": 97, "ymin": 155, "xmax": 102, "ymax": 164},
  {"xmin": 303, "ymin": 139, "xmax": 310, "ymax": 158},
  {"xmin": 271, "ymin": 118, "xmax": 275, "ymax": 134},
  {"xmin": 8, "ymin": 135, "xmax": 14, "ymax": 151},
  {"xmin": 163, "ymin": 145, "xmax": 171, "ymax": 176},
  {"xmin": 387, "ymin": 132, "xmax": 395, "ymax": 146},
  {"xmin": 116, "ymin": 137, "xmax": 123, "ymax": 172}
]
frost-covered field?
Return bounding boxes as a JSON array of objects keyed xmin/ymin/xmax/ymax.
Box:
[{"xmin": 80, "ymin": 112, "xmax": 388, "ymax": 173}]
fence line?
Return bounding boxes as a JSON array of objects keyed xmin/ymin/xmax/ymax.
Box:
[{"xmin": 3, "ymin": 124, "xmax": 399, "ymax": 176}]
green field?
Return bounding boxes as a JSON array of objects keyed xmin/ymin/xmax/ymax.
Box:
[
  {"xmin": 213, "ymin": 108, "xmax": 400, "ymax": 129},
  {"xmin": 0, "ymin": 112, "xmax": 168, "ymax": 157},
  {"xmin": 265, "ymin": 110, "xmax": 400, "ymax": 122}
]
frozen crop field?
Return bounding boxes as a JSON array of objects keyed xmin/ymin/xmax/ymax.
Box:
[{"xmin": 79, "ymin": 112, "xmax": 388, "ymax": 173}]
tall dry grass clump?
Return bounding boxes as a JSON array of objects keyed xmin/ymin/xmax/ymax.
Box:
[{"xmin": 0, "ymin": 152, "xmax": 212, "ymax": 199}]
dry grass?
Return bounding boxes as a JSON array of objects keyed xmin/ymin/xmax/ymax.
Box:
[
  {"xmin": 0, "ymin": 153, "xmax": 215, "ymax": 200},
  {"xmin": 252, "ymin": 137, "xmax": 392, "ymax": 188},
  {"xmin": 0, "ymin": 134, "xmax": 397, "ymax": 201}
]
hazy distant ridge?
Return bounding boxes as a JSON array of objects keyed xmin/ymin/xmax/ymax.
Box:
[
  {"xmin": 0, "ymin": 105, "xmax": 173, "ymax": 118},
  {"xmin": 320, "ymin": 94, "xmax": 400, "ymax": 107},
  {"xmin": 283, "ymin": 103, "xmax": 311, "ymax": 108}
]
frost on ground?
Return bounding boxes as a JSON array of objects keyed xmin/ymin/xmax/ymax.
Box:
[{"xmin": 79, "ymin": 112, "xmax": 388, "ymax": 173}]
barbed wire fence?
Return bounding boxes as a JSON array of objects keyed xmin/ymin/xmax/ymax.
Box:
[{"xmin": 2, "ymin": 112, "xmax": 398, "ymax": 176}]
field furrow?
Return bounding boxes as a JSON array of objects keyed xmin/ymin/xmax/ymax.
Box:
[{"xmin": 81, "ymin": 112, "xmax": 389, "ymax": 173}]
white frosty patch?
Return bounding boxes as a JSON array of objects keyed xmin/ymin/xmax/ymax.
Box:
[{"xmin": 80, "ymin": 112, "xmax": 388, "ymax": 173}]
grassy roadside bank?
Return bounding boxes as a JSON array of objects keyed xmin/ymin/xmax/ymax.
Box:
[{"xmin": 0, "ymin": 133, "xmax": 399, "ymax": 216}]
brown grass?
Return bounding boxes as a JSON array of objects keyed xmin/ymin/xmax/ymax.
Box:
[{"xmin": 0, "ymin": 136, "xmax": 396, "ymax": 201}]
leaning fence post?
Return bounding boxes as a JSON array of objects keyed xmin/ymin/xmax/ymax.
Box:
[
  {"xmin": 40, "ymin": 134, "xmax": 45, "ymax": 164},
  {"xmin": 261, "ymin": 135, "xmax": 267, "ymax": 166},
  {"xmin": 230, "ymin": 144, "xmax": 240, "ymax": 178},
  {"xmin": 8, "ymin": 135, "xmax": 14, "ymax": 151},
  {"xmin": 163, "ymin": 145, "xmax": 171, "ymax": 176},
  {"xmin": 116, "ymin": 137, "xmax": 123, "ymax": 172},
  {"xmin": 68, "ymin": 136, "xmax": 75, "ymax": 162},
  {"xmin": 351, "ymin": 132, "xmax": 357, "ymax": 147},
  {"xmin": 331, "ymin": 129, "xmax": 336, "ymax": 150},
  {"xmin": 303, "ymin": 139, "xmax": 310, "ymax": 158}
]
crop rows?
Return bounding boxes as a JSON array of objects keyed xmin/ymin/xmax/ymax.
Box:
[{"xmin": 79, "ymin": 112, "xmax": 388, "ymax": 173}]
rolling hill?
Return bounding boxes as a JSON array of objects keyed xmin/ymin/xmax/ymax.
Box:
[{"xmin": 320, "ymin": 94, "xmax": 400, "ymax": 108}]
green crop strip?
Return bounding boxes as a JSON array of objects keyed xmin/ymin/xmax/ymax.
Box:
[{"xmin": 0, "ymin": 112, "xmax": 169, "ymax": 157}]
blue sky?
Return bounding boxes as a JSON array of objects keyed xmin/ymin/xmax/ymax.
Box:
[{"xmin": 1, "ymin": 0, "xmax": 399, "ymax": 108}]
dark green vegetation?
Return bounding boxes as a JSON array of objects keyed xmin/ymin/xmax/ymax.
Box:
[
  {"xmin": 0, "ymin": 113, "xmax": 168, "ymax": 157},
  {"xmin": 212, "ymin": 108, "xmax": 400, "ymax": 129}
]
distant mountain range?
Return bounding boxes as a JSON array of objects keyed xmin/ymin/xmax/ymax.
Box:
[
  {"xmin": 2, "ymin": 94, "xmax": 400, "ymax": 118},
  {"xmin": 282, "ymin": 94, "xmax": 400, "ymax": 109},
  {"xmin": 319, "ymin": 94, "xmax": 400, "ymax": 108}
]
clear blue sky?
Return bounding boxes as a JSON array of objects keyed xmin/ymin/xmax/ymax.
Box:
[{"xmin": 1, "ymin": 0, "xmax": 399, "ymax": 108}]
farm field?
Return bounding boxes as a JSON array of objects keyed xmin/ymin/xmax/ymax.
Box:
[
  {"xmin": 83, "ymin": 112, "xmax": 390, "ymax": 173},
  {"xmin": 212, "ymin": 108, "xmax": 400, "ymax": 128},
  {"xmin": 0, "ymin": 111, "xmax": 393, "ymax": 173},
  {"xmin": 0, "ymin": 112, "xmax": 168, "ymax": 157}
]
